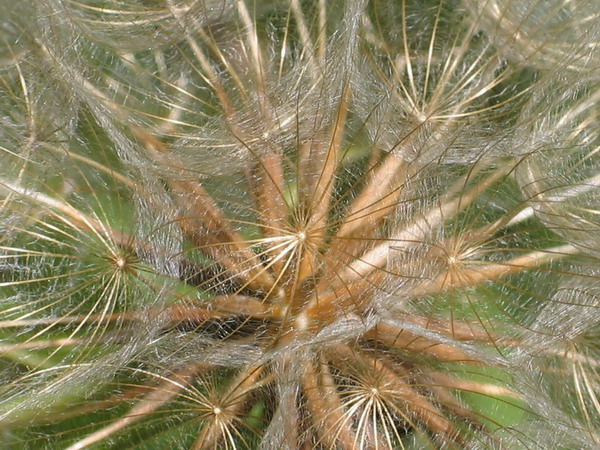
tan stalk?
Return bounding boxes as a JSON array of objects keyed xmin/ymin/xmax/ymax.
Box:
[
  {"xmin": 572, "ymin": 359, "xmax": 600, "ymax": 445},
  {"xmin": 183, "ymin": 35, "xmax": 235, "ymax": 118},
  {"xmin": 338, "ymin": 164, "xmax": 511, "ymax": 285},
  {"xmin": 426, "ymin": 372, "xmax": 521, "ymax": 400},
  {"xmin": 131, "ymin": 127, "xmax": 275, "ymax": 293},
  {"xmin": 303, "ymin": 357, "xmax": 358, "ymax": 449},
  {"xmin": 401, "ymin": 314, "xmax": 498, "ymax": 342},
  {"xmin": 297, "ymin": 84, "xmax": 351, "ymax": 282},
  {"xmin": 422, "ymin": 380, "xmax": 486, "ymax": 428},
  {"xmin": 236, "ymin": 0, "xmax": 267, "ymax": 101},
  {"xmin": 169, "ymin": 179, "xmax": 275, "ymax": 293},
  {"xmin": 31, "ymin": 383, "xmax": 154, "ymax": 426},
  {"xmin": 66, "ymin": 364, "xmax": 205, "ymax": 450},
  {"xmin": 335, "ymin": 153, "xmax": 408, "ymax": 239},
  {"xmin": 318, "ymin": 0, "xmax": 327, "ymax": 66},
  {"xmin": 415, "ymin": 243, "xmax": 579, "ymax": 297},
  {"xmin": 0, "ymin": 338, "xmax": 86, "ymax": 352},
  {"xmin": 364, "ymin": 322, "xmax": 486, "ymax": 365},
  {"xmin": 290, "ymin": 0, "xmax": 319, "ymax": 79},
  {"xmin": 0, "ymin": 295, "xmax": 272, "ymax": 332},
  {"xmin": 323, "ymin": 153, "xmax": 411, "ymax": 275},
  {"xmin": 251, "ymin": 152, "xmax": 290, "ymax": 277}
]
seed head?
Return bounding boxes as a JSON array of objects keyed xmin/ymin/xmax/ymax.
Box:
[{"xmin": 1, "ymin": 0, "xmax": 599, "ymax": 448}]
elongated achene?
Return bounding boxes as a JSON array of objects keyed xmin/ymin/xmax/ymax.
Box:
[{"xmin": 1, "ymin": 0, "xmax": 599, "ymax": 448}]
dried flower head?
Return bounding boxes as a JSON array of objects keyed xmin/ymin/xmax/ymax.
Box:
[{"xmin": 1, "ymin": 0, "xmax": 599, "ymax": 448}]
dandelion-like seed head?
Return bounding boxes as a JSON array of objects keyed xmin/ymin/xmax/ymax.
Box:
[{"xmin": 1, "ymin": 0, "xmax": 600, "ymax": 448}]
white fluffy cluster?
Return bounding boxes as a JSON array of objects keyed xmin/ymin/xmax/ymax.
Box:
[{"xmin": 0, "ymin": 1, "xmax": 599, "ymax": 448}]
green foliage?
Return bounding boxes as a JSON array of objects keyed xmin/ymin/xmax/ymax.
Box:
[{"xmin": 1, "ymin": 0, "xmax": 599, "ymax": 448}]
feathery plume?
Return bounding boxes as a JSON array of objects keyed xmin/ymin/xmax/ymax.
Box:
[{"xmin": 1, "ymin": 0, "xmax": 599, "ymax": 448}]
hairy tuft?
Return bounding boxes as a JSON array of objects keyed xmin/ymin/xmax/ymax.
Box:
[{"xmin": 1, "ymin": 0, "xmax": 599, "ymax": 448}]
